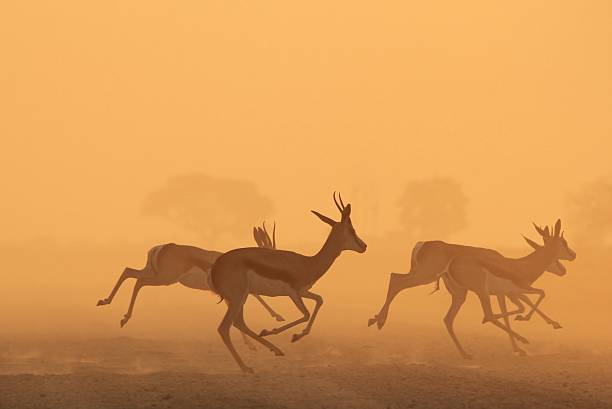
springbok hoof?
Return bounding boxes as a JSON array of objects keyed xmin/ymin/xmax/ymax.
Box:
[
  {"xmin": 241, "ymin": 366, "xmax": 255, "ymax": 374},
  {"xmin": 272, "ymin": 349, "xmax": 284, "ymax": 356},
  {"xmin": 120, "ymin": 317, "xmax": 130, "ymax": 328},
  {"xmin": 97, "ymin": 299, "xmax": 109, "ymax": 306},
  {"xmin": 274, "ymin": 315, "xmax": 285, "ymax": 322},
  {"xmin": 291, "ymin": 333, "xmax": 305, "ymax": 343},
  {"xmin": 551, "ymin": 321, "xmax": 562, "ymax": 330},
  {"xmin": 367, "ymin": 317, "xmax": 377, "ymax": 327},
  {"xmin": 259, "ymin": 329, "xmax": 273, "ymax": 337},
  {"xmin": 515, "ymin": 349, "xmax": 528, "ymax": 357}
]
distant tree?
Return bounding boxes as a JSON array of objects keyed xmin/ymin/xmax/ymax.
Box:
[
  {"xmin": 396, "ymin": 177, "xmax": 468, "ymax": 241},
  {"xmin": 568, "ymin": 178, "xmax": 612, "ymax": 246},
  {"xmin": 142, "ymin": 173, "xmax": 274, "ymax": 244}
]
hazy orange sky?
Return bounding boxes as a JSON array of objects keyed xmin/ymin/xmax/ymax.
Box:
[{"xmin": 2, "ymin": 1, "xmax": 610, "ymax": 246}]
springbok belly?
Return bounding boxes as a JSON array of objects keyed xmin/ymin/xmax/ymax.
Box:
[
  {"xmin": 246, "ymin": 270, "xmax": 293, "ymax": 296},
  {"xmin": 178, "ymin": 266, "xmax": 212, "ymax": 291},
  {"xmin": 484, "ymin": 269, "xmax": 521, "ymax": 296}
]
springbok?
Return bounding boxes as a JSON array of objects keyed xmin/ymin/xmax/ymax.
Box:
[
  {"xmin": 209, "ymin": 193, "xmax": 367, "ymax": 373},
  {"xmin": 97, "ymin": 223, "xmax": 285, "ymax": 328},
  {"xmin": 431, "ymin": 232, "xmax": 566, "ymax": 357},
  {"xmin": 369, "ymin": 219, "xmax": 576, "ymax": 358}
]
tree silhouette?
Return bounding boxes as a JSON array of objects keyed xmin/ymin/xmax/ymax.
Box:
[
  {"xmin": 142, "ymin": 173, "xmax": 274, "ymax": 245},
  {"xmin": 569, "ymin": 178, "xmax": 612, "ymax": 246},
  {"xmin": 396, "ymin": 177, "xmax": 468, "ymax": 241}
]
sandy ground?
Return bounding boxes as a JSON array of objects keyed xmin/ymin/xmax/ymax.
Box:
[{"xmin": 1, "ymin": 327, "xmax": 611, "ymax": 409}]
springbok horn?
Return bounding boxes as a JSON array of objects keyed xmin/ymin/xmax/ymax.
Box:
[
  {"xmin": 333, "ymin": 192, "xmax": 344, "ymax": 213},
  {"xmin": 272, "ymin": 221, "xmax": 276, "ymax": 249},
  {"xmin": 262, "ymin": 222, "xmax": 272, "ymax": 248},
  {"xmin": 253, "ymin": 227, "xmax": 264, "ymax": 247},
  {"xmin": 554, "ymin": 219, "xmax": 562, "ymax": 237},
  {"xmin": 523, "ymin": 235, "xmax": 541, "ymax": 250},
  {"xmin": 339, "ymin": 192, "xmax": 346, "ymax": 210},
  {"xmin": 533, "ymin": 222, "xmax": 546, "ymax": 237}
]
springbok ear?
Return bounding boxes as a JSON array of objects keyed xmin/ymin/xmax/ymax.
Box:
[
  {"xmin": 311, "ymin": 210, "xmax": 336, "ymax": 227},
  {"xmin": 341, "ymin": 203, "xmax": 352, "ymax": 221},
  {"xmin": 523, "ymin": 235, "xmax": 541, "ymax": 250},
  {"xmin": 554, "ymin": 219, "xmax": 562, "ymax": 237},
  {"xmin": 543, "ymin": 226, "xmax": 550, "ymax": 237}
]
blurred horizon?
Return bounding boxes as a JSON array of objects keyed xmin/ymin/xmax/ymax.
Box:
[
  {"xmin": 1, "ymin": 1, "xmax": 611, "ymax": 346},
  {"xmin": 2, "ymin": 1, "xmax": 611, "ymax": 248}
]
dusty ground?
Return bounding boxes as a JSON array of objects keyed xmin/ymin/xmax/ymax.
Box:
[{"xmin": 1, "ymin": 327, "xmax": 611, "ymax": 409}]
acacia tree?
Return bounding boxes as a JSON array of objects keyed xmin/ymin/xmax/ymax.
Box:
[
  {"xmin": 142, "ymin": 173, "xmax": 274, "ymax": 245},
  {"xmin": 396, "ymin": 177, "xmax": 468, "ymax": 241},
  {"xmin": 568, "ymin": 178, "xmax": 612, "ymax": 246}
]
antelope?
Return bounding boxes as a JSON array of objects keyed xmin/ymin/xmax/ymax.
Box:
[
  {"xmin": 368, "ymin": 219, "xmax": 576, "ymax": 358},
  {"xmin": 97, "ymin": 223, "xmax": 285, "ymax": 329},
  {"xmin": 209, "ymin": 193, "xmax": 367, "ymax": 373}
]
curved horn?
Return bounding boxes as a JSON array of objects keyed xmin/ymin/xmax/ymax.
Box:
[
  {"xmin": 338, "ymin": 192, "xmax": 346, "ymax": 210},
  {"xmin": 533, "ymin": 222, "xmax": 546, "ymax": 237},
  {"xmin": 523, "ymin": 235, "xmax": 542, "ymax": 250},
  {"xmin": 272, "ymin": 221, "xmax": 276, "ymax": 249},
  {"xmin": 554, "ymin": 219, "xmax": 562, "ymax": 237},
  {"xmin": 333, "ymin": 191, "xmax": 344, "ymax": 213},
  {"xmin": 262, "ymin": 221, "xmax": 272, "ymax": 248}
]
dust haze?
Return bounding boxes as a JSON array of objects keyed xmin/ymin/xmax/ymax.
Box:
[{"xmin": 1, "ymin": 1, "xmax": 611, "ymax": 408}]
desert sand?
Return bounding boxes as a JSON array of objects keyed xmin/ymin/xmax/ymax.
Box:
[{"xmin": 2, "ymin": 326, "xmax": 611, "ymax": 409}]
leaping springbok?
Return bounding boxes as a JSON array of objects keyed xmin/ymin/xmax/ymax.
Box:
[
  {"xmin": 209, "ymin": 193, "xmax": 367, "ymax": 373},
  {"xmin": 97, "ymin": 223, "xmax": 285, "ymax": 329},
  {"xmin": 369, "ymin": 219, "xmax": 576, "ymax": 358}
]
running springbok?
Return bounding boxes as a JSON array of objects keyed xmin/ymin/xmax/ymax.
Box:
[
  {"xmin": 369, "ymin": 219, "xmax": 576, "ymax": 358},
  {"xmin": 431, "ymin": 231, "xmax": 566, "ymax": 357},
  {"xmin": 209, "ymin": 193, "xmax": 367, "ymax": 373},
  {"xmin": 97, "ymin": 223, "xmax": 285, "ymax": 328}
]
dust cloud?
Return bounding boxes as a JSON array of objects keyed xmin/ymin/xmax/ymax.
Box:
[{"xmin": 1, "ymin": 1, "xmax": 611, "ymax": 408}]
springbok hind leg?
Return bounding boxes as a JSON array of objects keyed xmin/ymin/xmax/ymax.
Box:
[
  {"xmin": 218, "ymin": 297, "xmax": 253, "ymax": 373},
  {"xmin": 120, "ymin": 278, "xmax": 149, "ymax": 328},
  {"xmin": 97, "ymin": 267, "xmax": 141, "ymax": 306},
  {"xmin": 443, "ymin": 281, "xmax": 472, "ymax": 359},
  {"xmin": 497, "ymin": 295, "xmax": 527, "ymax": 356},
  {"xmin": 368, "ymin": 272, "xmax": 432, "ymax": 329}
]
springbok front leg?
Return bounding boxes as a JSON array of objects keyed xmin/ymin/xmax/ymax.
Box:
[
  {"xmin": 368, "ymin": 272, "xmax": 433, "ymax": 329},
  {"xmin": 514, "ymin": 294, "xmax": 562, "ymax": 329},
  {"xmin": 514, "ymin": 287, "xmax": 546, "ymax": 322},
  {"xmin": 259, "ymin": 293, "xmax": 310, "ymax": 337},
  {"xmin": 477, "ymin": 292, "xmax": 529, "ymax": 345},
  {"xmin": 497, "ymin": 295, "xmax": 527, "ymax": 356},
  {"xmin": 97, "ymin": 267, "xmax": 141, "ymax": 306},
  {"xmin": 291, "ymin": 290, "xmax": 323, "ymax": 343},
  {"xmin": 253, "ymin": 295, "xmax": 285, "ymax": 322}
]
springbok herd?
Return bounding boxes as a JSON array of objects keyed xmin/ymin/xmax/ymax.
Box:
[{"xmin": 98, "ymin": 193, "xmax": 576, "ymax": 373}]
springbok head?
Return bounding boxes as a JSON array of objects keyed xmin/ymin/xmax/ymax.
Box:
[
  {"xmin": 523, "ymin": 219, "xmax": 576, "ymax": 276},
  {"xmin": 253, "ymin": 221, "xmax": 276, "ymax": 249},
  {"xmin": 311, "ymin": 192, "xmax": 367, "ymax": 253}
]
